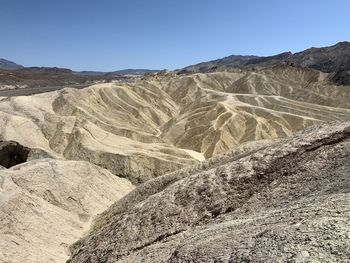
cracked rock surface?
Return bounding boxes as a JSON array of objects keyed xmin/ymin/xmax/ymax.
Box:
[{"xmin": 68, "ymin": 121, "xmax": 350, "ymax": 262}]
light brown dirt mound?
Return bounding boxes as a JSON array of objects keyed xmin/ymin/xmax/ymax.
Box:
[
  {"xmin": 68, "ymin": 121, "xmax": 350, "ymax": 263},
  {"xmin": 0, "ymin": 159, "xmax": 134, "ymax": 263}
]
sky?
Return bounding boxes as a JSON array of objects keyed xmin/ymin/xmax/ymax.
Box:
[{"xmin": 1, "ymin": 0, "xmax": 349, "ymax": 71}]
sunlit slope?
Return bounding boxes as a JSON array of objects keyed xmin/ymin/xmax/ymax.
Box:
[
  {"xmin": 0, "ymin": 65, "xmax": 349, "ymax": 179},
  {"xmin": 0, "ymin": 83, "xmax": 198, "ymax": 183},
  {"xmin": 142, "ymin": 67, "xmax": 350, "ymax": 157}
]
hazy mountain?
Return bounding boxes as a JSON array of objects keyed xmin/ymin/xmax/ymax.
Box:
[
  {"xmin": 76, "ymin": 69, "xmax": 159, "ymax": 76},
  {"xmin": 0, "ymin": 59, "xmax": 158, "ymax": 94},
  {"xmin": 74, "ymin": 71, "xmax": 106, "ymax": 76},
  {"xmin": 0, "ymin": 66, "xmax": 157, "ymax": 96},
  {"xmin": 0, "ymin": 58, "xmax": 23, "ymax": 70},
  {"xmin": 0, "ymin": 67, "xmax": 121, "ymax": 96},
  {"xmin": 106, "ymin": 69, "xmax": 159, "ymax": 76}
]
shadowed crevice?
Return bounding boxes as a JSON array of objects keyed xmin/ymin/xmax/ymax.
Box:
[{"xmin": 0, "ymin": 141, "xmax": 30, "ymax": 168}]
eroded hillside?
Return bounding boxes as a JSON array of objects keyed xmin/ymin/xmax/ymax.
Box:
[
  {"xmin": 68, "ymin": 120, "xmax": 350, "ymax": 262},
  {"xmin": 0, "ymin": 65, "xmax": 349, "ymax": 183},
  {"xmin": 0, "ymin": 55, "xmax": 349, "ymax": 263}
]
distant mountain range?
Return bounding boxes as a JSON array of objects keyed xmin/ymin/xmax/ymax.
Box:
[
  {"xmin": 0, "ymin": 64, "xmax": 160, "ymax": 96},
  {"xmin": 183, "ymin": 41, "xmax": 350, "ymax": 85},
  {"xmin": 76, "ymin": 69, "xmax": 159, "ymax": 76},
  {"xmin": 0, "ymin": 59, "xmax": 159, "ymax": 76},
  {"xmin": 0, "ymin": 58, "xmax": 23, "ymax": 70},
  {"xmin": 2, "ymin": 41, "xmax": 350, "ymax": 83}
]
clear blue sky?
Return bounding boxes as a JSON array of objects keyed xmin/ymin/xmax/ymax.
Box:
[{"xmin": 1, "ymin": 0, "xmax": 349, "ymax": 71}]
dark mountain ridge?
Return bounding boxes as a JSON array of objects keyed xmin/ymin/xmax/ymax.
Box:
[{"xmin": 183, "ymin": 41, "xmax": 350, "ymax": 85}]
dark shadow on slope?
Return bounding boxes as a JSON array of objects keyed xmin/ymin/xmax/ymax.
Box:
[{"xmin": 0, "ymin": 141, "xmax": 30, "ymax": 168}]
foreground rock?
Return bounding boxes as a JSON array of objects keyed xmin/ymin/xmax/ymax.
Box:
[
  {"xmin": 68, "ymin": 121, "xmax": 350, "ymax": 262},
  {"xmin": 0, "ymin": 159, "xmax": 134, "ymax": 262}
]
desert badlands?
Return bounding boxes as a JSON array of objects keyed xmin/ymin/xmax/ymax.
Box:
[{"xmin": 0, "ymin": 42, "xmax": 350, "ymax": 262}]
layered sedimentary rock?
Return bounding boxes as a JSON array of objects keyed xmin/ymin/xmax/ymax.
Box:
[{"xmin": 68, "ymin": 121, "xmax": 350, "ymax": 263}]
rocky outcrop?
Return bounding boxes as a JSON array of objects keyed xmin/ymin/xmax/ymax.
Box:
[{"xmin": 68, "ymin": 121, "xmax": 350, "ymax": 262}]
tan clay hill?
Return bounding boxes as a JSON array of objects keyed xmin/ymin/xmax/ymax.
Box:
[{"xmin": 0, "ymin": 63, "xmax": 350, "ymax": 262}]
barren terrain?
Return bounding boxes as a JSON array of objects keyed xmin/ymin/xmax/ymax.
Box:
[{"xmin": 0, "ymin": 42, "xmax": 350, "ymax": 262}]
